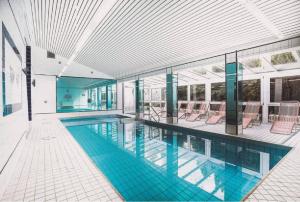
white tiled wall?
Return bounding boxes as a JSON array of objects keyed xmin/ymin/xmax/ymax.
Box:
[
  {"xmin": 0, "ymin": 0, "xmax": 29, "ymax": 172},
  {"xmin": 32, "ymin": 75, "xmax": 56, "ymax": 114}
]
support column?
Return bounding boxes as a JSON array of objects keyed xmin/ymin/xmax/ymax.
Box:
[
  {"xmin": 187, "ymin": 84, "xmax": 191, "ymax": 102},
  {"xmin": 225, "ymin": 52, "xmax": 243, "ymax": 135},
  {"xmin": 26, "ymin": 46, "xmax": 32, "ymax": 121},
  {"xmin": 97, "ymin": 87, "xmax": 100, "ymax": 110},
  {"xmin": 205, "ymin": 82, "xmax": 211, "ymax": 103},
  {"xmin": 262, "ymin": 76, "xmax": 270, "ymax": 123},
  {"xmin": 122, "ymin": 83, "xmax": 125, "ymax": 114},
  {"xmin": 135, "ymin": 79, "xmax": 144, "ymax": 119},
  {"xmin": 166, "ymin": 68, "xmax": 178, "ymax": 124},
  {"xmin": 106, "ymin": 85, "xmax": 112, "ymax": 110}
]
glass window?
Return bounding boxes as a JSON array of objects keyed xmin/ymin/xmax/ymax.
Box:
[
  {"xmin": 244, "ymin": 58, "xmax": 262, "ymax": 68},
  {"xmin": 151, "ymin": 88, "xmax": 161, "ymax": 101},
  {"xmin": 144, "ymin": 88, "xmax": 151, "ymax": 101},
  {"xmin": 211, "ymin": 82, "xmax": 225, "ymax": 101},
  {"xmin": 211, "ymin": 80, "xmax": 260, "ymax": 102},
  {"xmin": 212, "ymin": 65, "xmax": 225, "ymax": 73},
  {"xmin": 270, "ymin": 76, "xmax": 300, "ymax": 102},
  {"xmin": 56, "ymin": 77, "xmax": 116, "ymax": 112},
  {"xmin": 190, "ymin": 84, "xmax": 205, "ymax": 101},
  {"xmin": 161, "ymin": 87, "xmax": 166, "ymax": 101},
  {"xmin": 239, "ymin": 79, "xmax": 260, "ymax": 101},
  {"xmin": 271, "ymin": 52, "xmax": 297, "ymax": 65},
  {"xmin": 178, "ymin": 85, "xmax": 187, "ymax": 101}
]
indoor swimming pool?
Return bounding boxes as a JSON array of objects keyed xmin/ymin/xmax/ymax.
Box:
[{"xmin": 61, "ymin": 115, "xmax": 291, "ymax": 201}]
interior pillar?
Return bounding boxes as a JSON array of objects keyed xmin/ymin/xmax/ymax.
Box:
[
  {"xmin": 166, "ymin": 68, "xmax": 178, "ymax": 124},
  {"xmin": 262, "ymin": 76, "xmax": 270, "ymax": 123},
  {"xmin": 135, "ymin": 79, "xmax": 144, "ymax": 119},
  {"xmin": 225, "ymin": 53, "xmax": 243, "ymax": 135},
  {"xmin": 205, "ymin": 82, "xmax": 211, "ymax": 103},
  {"xmin": 26, "ymin": 46, "xmax": 32, "ymax": 121},
  {"xmin": 106, "ymin": 85, "xmax": 112, "ymax": 110}
]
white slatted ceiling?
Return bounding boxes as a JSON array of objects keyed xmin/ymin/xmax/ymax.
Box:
[
  {"xmin": 29, "ymin": 0, "xmax": 103, "ymax": 58},
  {"xmin": 253, "ymin": 0, "xmax": 300, "ymax": 37},
  {"xmin": 21, "ymin": 0, "xmax": 300, "ymax": 77},
  {"xmin": 75, "ymin": 0, "xmax": 276, "ymax": 77}
]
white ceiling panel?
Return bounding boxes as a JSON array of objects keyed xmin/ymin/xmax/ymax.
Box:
[{"xmin": 12, "ymin": 0, "xmax": 300, "ymax": 78}]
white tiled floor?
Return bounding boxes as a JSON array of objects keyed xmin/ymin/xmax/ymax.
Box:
[
  {"xmin": 0, "ymin": 115, "xmax": 122, "ymax": 202},
  {"xmin": 245, "ymin": 145, "xmax": 300, "ymax": 201}
]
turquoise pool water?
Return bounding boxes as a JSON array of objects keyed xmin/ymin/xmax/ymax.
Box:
[
  {"xmin": 57, "ymin": 108, "xmax": 94, "ymax": 113},
  {"xmin": 62, "ymin": 116, "xmax": 290, "ymax": 201}
]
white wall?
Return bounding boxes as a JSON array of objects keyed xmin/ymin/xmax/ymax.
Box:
[
  {"xmin": 32, "ymin": 75, "xmax": 56, "ymax": 114},
  {"xmin": 0, "ymin": 0, "xmax": 29, "ymax": 171},
  {"xmin": 32, "ymin": 46, "xmax": 113, "ymax": 79}
]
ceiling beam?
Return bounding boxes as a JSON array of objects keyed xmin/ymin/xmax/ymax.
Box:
[{"xmin": 237, "ymin": 0, "xmax": 284, "ymax": 39}]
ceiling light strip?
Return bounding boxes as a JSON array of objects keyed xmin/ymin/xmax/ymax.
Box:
[{"xmin": 58, "ymin": 0, "xmax": 119, "ymax": 77}]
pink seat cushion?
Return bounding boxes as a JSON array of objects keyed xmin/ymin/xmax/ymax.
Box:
[
  {"xmin": 178, "ymin": 112, "xmax": 185, "ymax": 119},
  {"xmin": 271, "ymin": 121, "xmax": 295, "ymax": 135},
  {"xmin": 243, "ymin": 117, "xmax": 252, "ymax": 129},
  {"xmin": 186, "ymin": 113, "xmax": 198, "ymax": 121},
  {"xmin": 206, "ymin": 115, "xmax": 223, "ymax": 124}
]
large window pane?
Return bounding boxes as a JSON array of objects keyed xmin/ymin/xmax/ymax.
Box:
[
  {"xmin": 239, "ymin": 79, "xmax": 260, "ymax": 101},
  {"xmin": 178, "ymin": 86, "xmax": 187, "ymax": 101},
  {"xmin": 151, "ymin": 88, "xmax": 161, "ymax": 101},
  {"xmin": 56, "ymin": 76, "xmax": 116, "ymax": 112},
  {"xmin": 144, "ymin": 88, "xmax": 151, "ymax": 101},
  {"xmin": 211, "ymin": 82, "xmax": 225, "ymax": 101},
  {"xmin": 190, "ymin": 84, "xmax": 205, "ymax": 101},
  {"xmin": 270, "ymin": 76, "xmax": 300, "ymax": 102},
  {"xmin": 271, "ymin": 52, "xmax": 297, "ymax": 65}
]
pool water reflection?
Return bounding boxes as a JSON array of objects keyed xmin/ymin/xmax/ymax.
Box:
[{"xmin": 63, "ymin": 117, "xmax": 290, "ymax": 201}]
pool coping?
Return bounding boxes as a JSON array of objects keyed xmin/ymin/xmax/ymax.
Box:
[{"xmin": 142, "ymin": 119, "xmax": 292, "ymax": 150}]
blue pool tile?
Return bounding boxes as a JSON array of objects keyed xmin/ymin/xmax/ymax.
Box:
[{"xmin": 64, "ymin": 117, "xmax": 290, "ymax": 201}]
